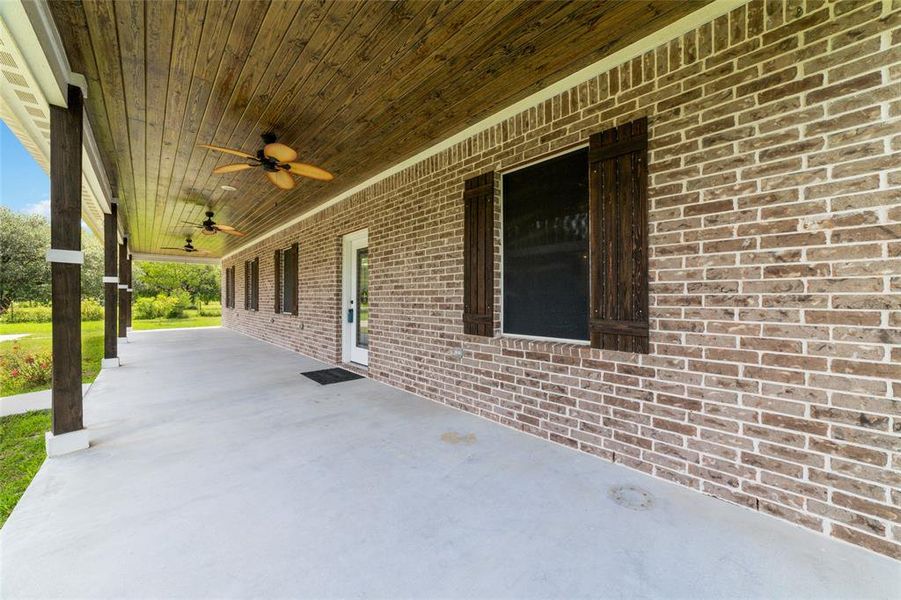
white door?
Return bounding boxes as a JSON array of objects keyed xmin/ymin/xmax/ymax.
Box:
[{"xmin": 342, "ymin": 230, "xmax": 369, "ymax": 366}]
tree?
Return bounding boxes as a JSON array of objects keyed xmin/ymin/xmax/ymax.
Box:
[
  {"xmin": 0, "ymin": 206, "xmax": 107, "ymax": 310},
  {"xmin": 0, "ymin": 206, "xmax": 50, "ymax": 309},
  {"xmin": 134, "ymin": 261, "xmax": 221, "ymax": 305},
  {"xmin": 81, "ymin": 231, "xmax": 104, "ymax": 302}
]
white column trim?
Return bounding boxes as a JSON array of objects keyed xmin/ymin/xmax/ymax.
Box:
[
  {"xmin": 103, "ymin": 276, "xmax": 119, "ymax": 284},
  {"xmin": 45, "ymin": 429, "xmax": 89, "ymax": 457},
  {"xmin": 46, "ymin": 249, "xmax": 84, "ymax": 264},
  {"xmin": 117, "ymin": 284, "xmax": 127, "ymax": 290}
]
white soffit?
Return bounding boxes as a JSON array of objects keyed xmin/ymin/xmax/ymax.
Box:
[
  {"xmin": 0, "ymin": 0, "xmax": 114, "ymax": 241},
  {"xmin": 223, "ymin": 0, "xmax": 741, "ymax": 260}
]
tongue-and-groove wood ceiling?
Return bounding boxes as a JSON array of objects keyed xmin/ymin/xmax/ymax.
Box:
[{"xmin": 49, "ymin": 0, "xmax": 708, "ymax": 258}]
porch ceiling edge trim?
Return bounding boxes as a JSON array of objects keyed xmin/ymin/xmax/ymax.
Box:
[
  {"xmin": 222, "ymin": 0, "xmax": 740, "ymax": 261},
  {"xmin": 1, "ymin": 0, "xmax": 118, "ymax": 241},
  {"xmin": 130, "ymin": 252, "xmax": 221, "ymax": 266}
]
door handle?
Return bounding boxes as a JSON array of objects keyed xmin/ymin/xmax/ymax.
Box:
[{"xmin": 347, "ymin": 308, "xmax": 354, "ymax": 323}]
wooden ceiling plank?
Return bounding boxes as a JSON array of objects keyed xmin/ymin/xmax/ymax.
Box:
[
  {"xmin": 315, "ymin": 1, "xmax": 583, "ymax": 167},
  {"xmin": 114, "ymin": 0, "xmax": 148, "ymax": 248},
  {"xmin": 186, "ymin": 2, "xmax": 331, "ymax": 223},
  {"xmin": 151, "ymin": 0, "xmax": 209, "ymax": 253},
  {"xmin": 163, "ymin": 0, "xmax": 271, "ymax": 255},
  {"xmin": 207, "ymin": 1, "xmax": 363, "ymax": 190},
  {"xmin": 156, "ymin": 0, "xmax": 243, "ymax": 256},
  {"xmin": 229, "ymin": 1, "xmax": 516, "ymax": 235},
  {"xmin": 195, "ymin": 1, "xmax": 406, "ymax": 224},
  {"xmin": 191, "ymin": 0, "xmax": 366, "ymax": 242},
  {"xmin": 80, "ymin": 0, "xmax": 139, "ymax": 240},
  {"xmin": 416, "ymin": 2, "xmax": 695, "ymax": 144},
  {"xmin": 181, "ymin": 0, "xmax": 304, "ymax": 228},
  {"xmin": 233, "ymin": 1, "xmax": 704, "ymax": 243},
  {"xmin": 235, "ymin": 1, "xmax": 574, "ymax": 238},
  {"xmin": 144, "ymin": 0, "xmax": 177, "ymax": 254}
]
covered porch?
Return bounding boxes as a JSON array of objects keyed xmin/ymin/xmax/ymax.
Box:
[{"xmin": 1, "ymin": 327, "xmax": 896, "ymax": 598}]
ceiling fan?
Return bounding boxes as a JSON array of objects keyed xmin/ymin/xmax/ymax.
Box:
[
  {"xmin": 180, "ymin": 211, "xmax": 246, "ymax": 237},
  {"xmin": 200, "ymin": 133, "xmax": 333, "ymax": 190},
  {"xmin": 161, "ymin": 238, "xmax": 209, "ymax": 254}
]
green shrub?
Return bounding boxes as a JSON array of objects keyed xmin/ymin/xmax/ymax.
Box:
[
  {"xmin": 1, "ymin": 300, "xmax": 105, "ymax": 323},
  {"xmin": 134, "ymin": 293, "xmax": 190, "ymax": 320},
  {"xmin": 80, "ymin": 298, "xmax": 103, "ymax": 321},
  {"xmin": 133, "ymin": 297, "xmax": 158, "ymax": 320},
  {"xmin": 1, "ymin": 303, "xmax": 52, "ymax": 323},
  {"xmin": 198, "ymin": 304, "xmax": 221, "ymax": 317},
  {"xmin": 1, "ymin": 344, "xmax": 52, "ymax": 388}
]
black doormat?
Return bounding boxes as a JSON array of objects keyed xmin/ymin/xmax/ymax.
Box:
[{"xmin": 301, "ymin": 367, "xmax": 364, "ymax": 385}]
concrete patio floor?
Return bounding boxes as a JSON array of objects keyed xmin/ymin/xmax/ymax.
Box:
[{"xmin": 1, "ymin": 328, "xmax": 897, "ymax": 598}]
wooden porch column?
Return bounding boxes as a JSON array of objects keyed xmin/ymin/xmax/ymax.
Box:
[
  {"xmin": 102, "ymin": 201, "xmax": 118, "ymax": 365},
  {"xmin": 118, "ymin": 237, "xmax": 128, "ymax": 339},
  {"xmin": 48, "ymin": 84, "xmax": 84, "ymax": 439}
]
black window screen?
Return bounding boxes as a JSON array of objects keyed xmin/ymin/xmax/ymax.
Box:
[{"xmin": 503, "ymin": 148, "xmax": 589, "ymax": 340}]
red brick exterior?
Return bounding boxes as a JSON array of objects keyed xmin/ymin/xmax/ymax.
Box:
[{"xmin": 224, "ymin": 0, "xmax": 901, "ymax": 559}]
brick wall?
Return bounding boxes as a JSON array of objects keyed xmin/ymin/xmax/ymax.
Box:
[{"xmin": 224, "ymin": 0, "xmax": 901, "ymax": 559}]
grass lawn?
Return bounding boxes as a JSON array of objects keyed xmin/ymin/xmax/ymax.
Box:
[
  {"xmin": 0, "ymin": 410, "xmax": 51, "ymax": 528},
  {"xmin": 1, "ymin": 309, "xmax": 220, "ymax": 396}
]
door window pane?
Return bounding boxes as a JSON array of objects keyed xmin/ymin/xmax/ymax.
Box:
[
  {"xmin": 503, "ymin": 148, "xmax": 589, "ymax": 340},
  {"xmin": 356, "ymin": 248, "xmax": 369, "ymax": 349}
]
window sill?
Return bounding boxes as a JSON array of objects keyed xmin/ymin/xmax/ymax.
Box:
[{"xmin": 495, "ymin": 334, "xmax": 591, "ymax": 356}]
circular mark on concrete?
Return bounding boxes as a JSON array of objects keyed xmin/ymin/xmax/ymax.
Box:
[{"xmin": 608, "ymin": 485, "xmax": 654, "ymax": 511}]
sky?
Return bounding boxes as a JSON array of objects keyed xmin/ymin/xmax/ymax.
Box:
[{"xmin": 1, "ymin": 120, "xmax": 51, "ymax": 218}]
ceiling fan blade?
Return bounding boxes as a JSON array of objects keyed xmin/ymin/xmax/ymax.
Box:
[
  {"xmin": 215, "ymin": 225, "xmax": 246, "ymax": 237},
  {"xmin": 263, "ymin": 142, "xmax": 298, "ymax": 162},
  {"xmin": 285, "ymin": 162, "xmax": 333, "ymax": 181},
  {"xmin": 160, "ymin": 247, "xmax": 184, "ymax": 250},
  {"xmin": 213, "ymin": 163, "xmax": 254, "ymax": 174},
  {"xmin": 266, "ymin": 170, "xmax": 295, "ymax": 190},
  {"xmin": 198, "ymin": 144, "xmax": 256, "ymax": 159}
]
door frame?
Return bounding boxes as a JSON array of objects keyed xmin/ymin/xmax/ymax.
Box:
[{"xmin": 341, "ymin": 229, "xmax": 369, "ymax": 366}]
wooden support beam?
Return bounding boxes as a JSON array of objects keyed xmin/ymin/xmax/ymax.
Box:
[
  {"xmin": 103, "ymin": 202, "xmax": 118, "ymax": 359},
  {"xmin": 49, "ymin": 84, "xmax": 84, "ymax": 436},
  {"xmin": 118, "ymin": 237, "xmax": 128, "ymax": 338}
]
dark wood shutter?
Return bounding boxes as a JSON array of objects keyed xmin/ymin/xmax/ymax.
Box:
[
  {"xmin": 230, "ymin": 266, "xmax": 235, "ymax": 308},
  {"xmin": 462, "ymin": 172, "xmax": 495, "ymax": 336},
  {"xmin": 274, "ymin": 250, "xmax": 282, "ymax": 313},
  {"xmin": 224, "ymin": 266, "xmax": 232, "ymax": 308},
  {"xmin": 252, "ymin": 257, "xmax": 260, "ymax": 311},
  {"xmin": 285, "ymin": 243, "xmax": 299, "ymax": 315},
  {"xmin": 588, "ymin": 117, "xmax": 649, "ymax": 353},
  {"xmin": 244, "ymin": 261, "xmax": 251, "ymax": 309}
]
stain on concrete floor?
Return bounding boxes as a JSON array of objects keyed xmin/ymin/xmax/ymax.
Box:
[{"xmin": 441, "ymin": 431, "xmax": 477, "ymax": 445}]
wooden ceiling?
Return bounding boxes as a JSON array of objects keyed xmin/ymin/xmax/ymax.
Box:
[{"xmin": 49, "ymin": 0, "xmax": 708, "ymax": 258}]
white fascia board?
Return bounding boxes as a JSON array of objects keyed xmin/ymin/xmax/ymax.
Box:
[{"xmin": 221, "ymin": 0, "xmax": 741, "ymax": 261}]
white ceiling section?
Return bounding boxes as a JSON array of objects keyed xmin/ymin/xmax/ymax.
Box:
[{"xmin": 0, "ymin": 0, "xmax": 117, "ymax": 243}]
